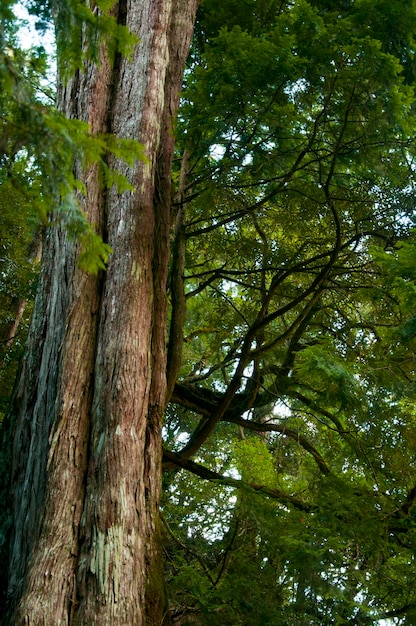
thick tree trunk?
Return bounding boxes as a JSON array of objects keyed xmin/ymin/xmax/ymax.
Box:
[{"xmin": 5, "ymin": 1, "xmax": 198, "ymax": 624}]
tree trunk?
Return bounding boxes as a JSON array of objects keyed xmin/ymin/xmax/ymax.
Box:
[{"xmin": 4, "ymin": 1, "xmax": 198, "ymax": 624}]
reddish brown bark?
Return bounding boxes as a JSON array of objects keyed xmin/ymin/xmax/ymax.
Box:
[{"xmin": 5, "ymin": 1, "xmax": 198, "ymax": 624}]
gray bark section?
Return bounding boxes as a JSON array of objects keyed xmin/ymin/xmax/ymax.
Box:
[{"xmin": 6, "ymin": 0, "xmax": 199, "ymax": 624}]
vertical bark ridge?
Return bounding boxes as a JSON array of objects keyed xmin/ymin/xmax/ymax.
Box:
[
  {"xmin": 74, "ymin": 1, "xmax": 175, "ymax": 622},
  {"xmin": 8, "ymin": 48, "xmax": 115, "ymax": 626},
  {"xmin": 6, "ymin": 1, "xmax": 199, "ymax": 624}
]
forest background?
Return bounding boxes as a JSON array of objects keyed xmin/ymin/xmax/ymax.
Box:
[{"xmin": 1, "ymin": 0, "xmax": 416, "ymax": 624}]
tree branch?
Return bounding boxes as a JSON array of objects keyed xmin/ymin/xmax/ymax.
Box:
[
  {"xmin": 223, "ymin": 415, "xmax": 330, "ymax": 476},
  {"xmin": 162, "ymin": 449, "xmax": 313, "ymax": 511}
]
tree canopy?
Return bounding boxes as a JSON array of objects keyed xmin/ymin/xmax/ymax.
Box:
[{"xmin": 2, "ymin": 0, "xmax": 416, "ymax": 623}]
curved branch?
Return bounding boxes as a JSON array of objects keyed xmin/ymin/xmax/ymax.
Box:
[
  {"xmin": 401, "ymin": 482, "xmax": 416, "ymax": 515},
  {"xmin": 162, "ymin": 449, "xmax": 312, "ymax": 511},
  {"xmin": 223, "ymin": 415, "xmax": 330, "ymax": 476},
  {"xmin": 380, "ymin": 603, "xmax": 416, "ymax": 620},
  {"xmin": 289, "ymin": 390, "xmax": 346, "ymax": 434}
]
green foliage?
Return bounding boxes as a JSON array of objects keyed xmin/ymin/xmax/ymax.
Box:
[
  {"xmin": 53, "ymin": 0, "xmax": 138, "ymax": 78},
  {"xmin": 0, "ymin": 0, "xmax": 148, "ymax": 417},
  {"xmin": 59, "ymin": 195, "xmax": 113, "ymax": 274},
  {"xmin": 294, "ymin": 340, "xmax": 360, "ymax": 408},
  {"xmin": 234, "ymin": 436, "xmax": 277, "ymax": 486},
  {"xmin": 2, "ymin": 0, "xmax": 416, "ymax": 623},
  {"xmin": 164, "ymin": 0, "xmax": 416, "ymax": 623},
  {"xmin": 0, "ymin": 180, "xmax": 40, "ymax": 422},
  {"xmin": 0, "ymin": 2, "xmax": 147, "ymax": 275}
]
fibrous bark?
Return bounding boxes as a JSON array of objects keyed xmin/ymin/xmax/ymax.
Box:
[{"xmin": 5, "ymin": 1, "xmax": 198, "ymax": 624}]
